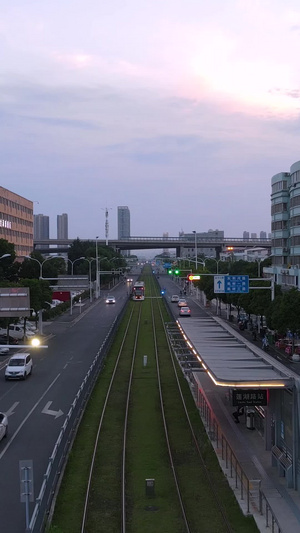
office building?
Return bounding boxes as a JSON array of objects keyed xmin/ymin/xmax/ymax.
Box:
[
  {"xmin": 243, "ymin": 231, "xmax": 249, "ymax": 240},
  {"xmin": 0, "ymin": 186, "xmax": 33, "ymax": 257},
  {"xmin": 118, "ymin": 206, "xmax": 130, "ymax": 256},
  {"xmin": 57, "ymin": 213, "xmax": 68, "ymax": 240}
]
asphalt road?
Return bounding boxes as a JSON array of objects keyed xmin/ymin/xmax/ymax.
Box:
[{"xmin": 0, "ymin": 282, "xmax": 131, "ymax": 533}]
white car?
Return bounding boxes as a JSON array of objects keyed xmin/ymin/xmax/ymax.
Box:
[
  {"xmin": 5, "ymin": 353, "xmax": 33, "ymax": 380},
  {"xmin": 171, "ymin": 295, "xmax": 180, "ymax": 303},
  {"xmin": 0, "ymin": 413, "xmax": 8, "ymax": 441},
  {"xmin": 0, "ymin": 324, "xmax": 35, "ymax": 340},
  {"xmin": 105, "ymin": 295, "xmax": 116, "ymax": 304}
]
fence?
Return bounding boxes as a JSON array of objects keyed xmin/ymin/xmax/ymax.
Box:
[{"xmin": 193, "ymin": 382, "xmax": 283, "ymax": 533}]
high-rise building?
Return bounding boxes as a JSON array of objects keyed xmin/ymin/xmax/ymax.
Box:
[
  {"xmin": 163, "ymin": 232, "xmax": 170, "ymax": 256},
  {"xmin": 118, "ymin": 206, "xmax": 130, "ymax": 257},
  {"xmin": 260, "ymin": 231, "xmax": 267, "ymax": 240},
  {"xmin": 57, "ymin": 213, "xmax": 68, "ymax": 240},
  {"xmin": 0, "ymin": 186, "xmax": 33, "ymax": 257},
  {"xmin": 264, "ymin": 160, "xmax": 300, "ymax": 288},
  {"xmin": 243, "ymin": 231, "xmax": 250, "ymax": 240},
  {"xmin": 34, "ymin": 214, "xmax": 49, "ymax": 250},
  {"xmin": 118, "ymin": 206, "xmax": 130, "ymax": 239}
]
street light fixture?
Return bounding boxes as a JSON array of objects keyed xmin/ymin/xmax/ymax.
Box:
[
  {"xmin": 67, "ymin": 256, "xmax": 85, "ymax": 276},
  {"xmin": 0, "ymin": 254, "xmax": 11, "ymax": 260},
  {"xmin": 206, "ymin": 256, "xmax": 221, "ymax": 274},
  {"xmin": 192, "ymin": 231, "xmax": 198, "ymax": 270},
  {"xmin": 24, "ymin": 255, "xmax": 57, "ymax": 279}
]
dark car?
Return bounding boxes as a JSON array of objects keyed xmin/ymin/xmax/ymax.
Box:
[{"xmin": 0, "ymin": 335, "xmax": 19, "ymax": 345}]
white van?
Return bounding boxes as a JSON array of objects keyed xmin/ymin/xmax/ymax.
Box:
[
  {"xmin": 5, "ymin": 353, "xmax": 33, "ymax": 380},
  {"xmin": 0, "ymin": 324, "xmax": 35, "ymax": 340}
]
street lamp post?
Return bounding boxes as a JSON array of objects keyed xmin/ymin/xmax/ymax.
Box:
[
  {"xmin": 95, "ymin": 237, "xmax": 99, "ymax": 299},
  {"xmin": 98, "ymin": 256, "xmax": 108, "ymax": 297},
  {"xmin": 24, "ymin": 256, "xmax": 59, "ymax": 334},
  {"xmin": 68, "ymin": 256, "xmax": 85, "ymax": 275},
  {"xmin": 193, "ymin": 231, "xmax": 197, "ymax": 270},
  {"xmin": 206, "ymin": 257, "xmax": 221, "ymax": 274},
  {"xmin": 24, "ymin": 255, "xmax": 57, "ymax": 279},
  {"xmin": 257, "ymin": 258, "xmax": 262, "ymax": 277},
  {"xmin": 82, "ymin": 258, "xmax": 95, "ymax": 302}
]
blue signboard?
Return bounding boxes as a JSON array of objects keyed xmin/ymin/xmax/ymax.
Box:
[
  {"xmin": 164, "ymin": 263, "xmax": 172, "ymax": 269},
  {"xmin": 225, "ymin": 275, "xmax": 249, "ymax": 294},
  {"xmin": 214, "ymin": 275, "xmax": 249, "ymax": 294}
]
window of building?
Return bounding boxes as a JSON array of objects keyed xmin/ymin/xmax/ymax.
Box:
[
  {"xmin": 271, "ymin": 203, "xmax": 288, "ymax": 215},
  {"xmin": 272, "ymin": 180, "xmax": 288, "ymax": 193}
]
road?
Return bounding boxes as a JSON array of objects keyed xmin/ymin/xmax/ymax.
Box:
[{"xmin": 0, "ymin": 282, "xmax": 130, "ymax": 533}]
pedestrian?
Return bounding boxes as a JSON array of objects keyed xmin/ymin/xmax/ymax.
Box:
[{"xmin": 232, "ymin": 406, "xmax": 244, "ymax": 423}]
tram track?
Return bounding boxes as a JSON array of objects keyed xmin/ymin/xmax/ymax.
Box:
[
  {"xmin": 80, "ymin": 304, "xmax": 142, "ymax": 533},
  {"xmin": 149, "ymin": 275, "xmax": 234, "ymax": 533}
]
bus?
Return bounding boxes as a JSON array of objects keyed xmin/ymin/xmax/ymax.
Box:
[{"xmin": 131, "ymin": 281, "xmax": 145, "ymax": 301}]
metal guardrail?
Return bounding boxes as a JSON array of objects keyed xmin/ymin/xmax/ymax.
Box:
[{"xmin": 193, "ymin": 385, "xmax": 283, "ymax": 533}]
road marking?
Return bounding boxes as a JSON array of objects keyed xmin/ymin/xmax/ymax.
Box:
[
  {"xmin": 5, "ymin": 402, "xmax": 19, "ymax": 417},
  {"xmin": 42, "ymin": 401, "xmax": 63, "ymax": 419},
  {"xmin": 0, "ymin": 373, "xmax": 61, "ymax": 460}
]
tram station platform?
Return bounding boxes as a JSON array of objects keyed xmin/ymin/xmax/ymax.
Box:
[{"xmin": 176, "ymin": 303, "xmax": 300, "ymax": 533}]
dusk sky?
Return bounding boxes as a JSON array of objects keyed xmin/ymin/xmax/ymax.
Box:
[{"xmin": 1, "ymin": 0, "xmax": 300, "ymax": 242}]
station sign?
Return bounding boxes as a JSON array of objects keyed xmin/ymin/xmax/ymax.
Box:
[{"xmin": 232, "ymin": 389, "xmax": 268, "ymax": 406}]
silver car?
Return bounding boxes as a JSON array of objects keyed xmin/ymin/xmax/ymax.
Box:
[{"xmin": 0, "ymin": 412, "xmax": 8, "ymax": 441}]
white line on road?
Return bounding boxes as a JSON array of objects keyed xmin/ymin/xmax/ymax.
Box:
[
  {"xmin": 5, "ymin": 402, "xmax": 19, "ymax": 417},
  {"xmin": 42, "ymin": 401, "xmax": 63, "ymax": 419},
  {"xmin": 0, "ymin": 373, "xmax": 61, "ymax": 460}
]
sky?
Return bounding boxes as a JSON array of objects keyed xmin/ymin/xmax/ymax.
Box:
[{"xmin": 1, "ymin": 0, "xmax": 300, "ymax": 243}]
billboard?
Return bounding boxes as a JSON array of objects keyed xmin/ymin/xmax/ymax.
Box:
[{"xmin": 0, "ymin": 287, "xmax": 31, "ymax": 318}]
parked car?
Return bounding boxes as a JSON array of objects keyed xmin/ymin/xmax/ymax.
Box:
[
  {"xmin": 5, "ymin": 353, "xmax": 33, "ymax": 380},
  {"xmin": 0, "ymin": 324, "xmax": 35, "ymax": 340},
  {"xmin": 178, "ymin": 299, "xmax": 188, "ymax": 307},
  {"xmin": 0, "ymin": 413, "xmax": 8, "ymax": 441},
  {"xmin": 0, "ymin": 335, "xmax": 19, "ymax": 345},
  {"xmin": 105, "ymin": 295, "xmax": 116, "ymax": 304},
  {"xmin": 179, "ymin": 306, "xmax": 191, "ymax": 317},
  {"xmin": 171, "ymin": 295, "xmax": 180, "ymax": 303}
]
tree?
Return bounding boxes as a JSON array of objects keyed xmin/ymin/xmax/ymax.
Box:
[
  {"xmin": 267, "ymin": 288, "xmax": 300, "ymax": 351},
  {"xmin": 0, "ymin": 238, "xmax": 16, "ymax": 281}
]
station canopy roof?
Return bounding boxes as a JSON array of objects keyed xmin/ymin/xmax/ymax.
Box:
[{"xmin": 177, "ymin": 316, "xmax": 296, "ymax": 388}]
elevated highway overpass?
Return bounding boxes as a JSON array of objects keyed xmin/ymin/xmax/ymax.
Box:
[{"xmin": 34, "ymin": 236, "xmax": 271, "ymax": 256}]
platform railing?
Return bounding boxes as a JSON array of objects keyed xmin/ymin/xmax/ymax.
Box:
[{"xmin": 193, "ymin": 384, "xmax": 282, "ymax": 533}]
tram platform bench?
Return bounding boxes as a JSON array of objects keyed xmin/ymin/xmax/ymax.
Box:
[{"xmin": 271, "ymin": 445, "xmax": 293, "ymax": 488}]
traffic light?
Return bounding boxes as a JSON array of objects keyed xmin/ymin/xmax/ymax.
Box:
[
  {"xmin": 168, "ymin": 269, "xmax": 172, "ymax": 274},
  {"xmin": 187, "ymin": 274, "xmax": 201, "ymax": 281},
  {"xmin": 174, "ymin": 269, "xmax": 180, "ymax": 275}
]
